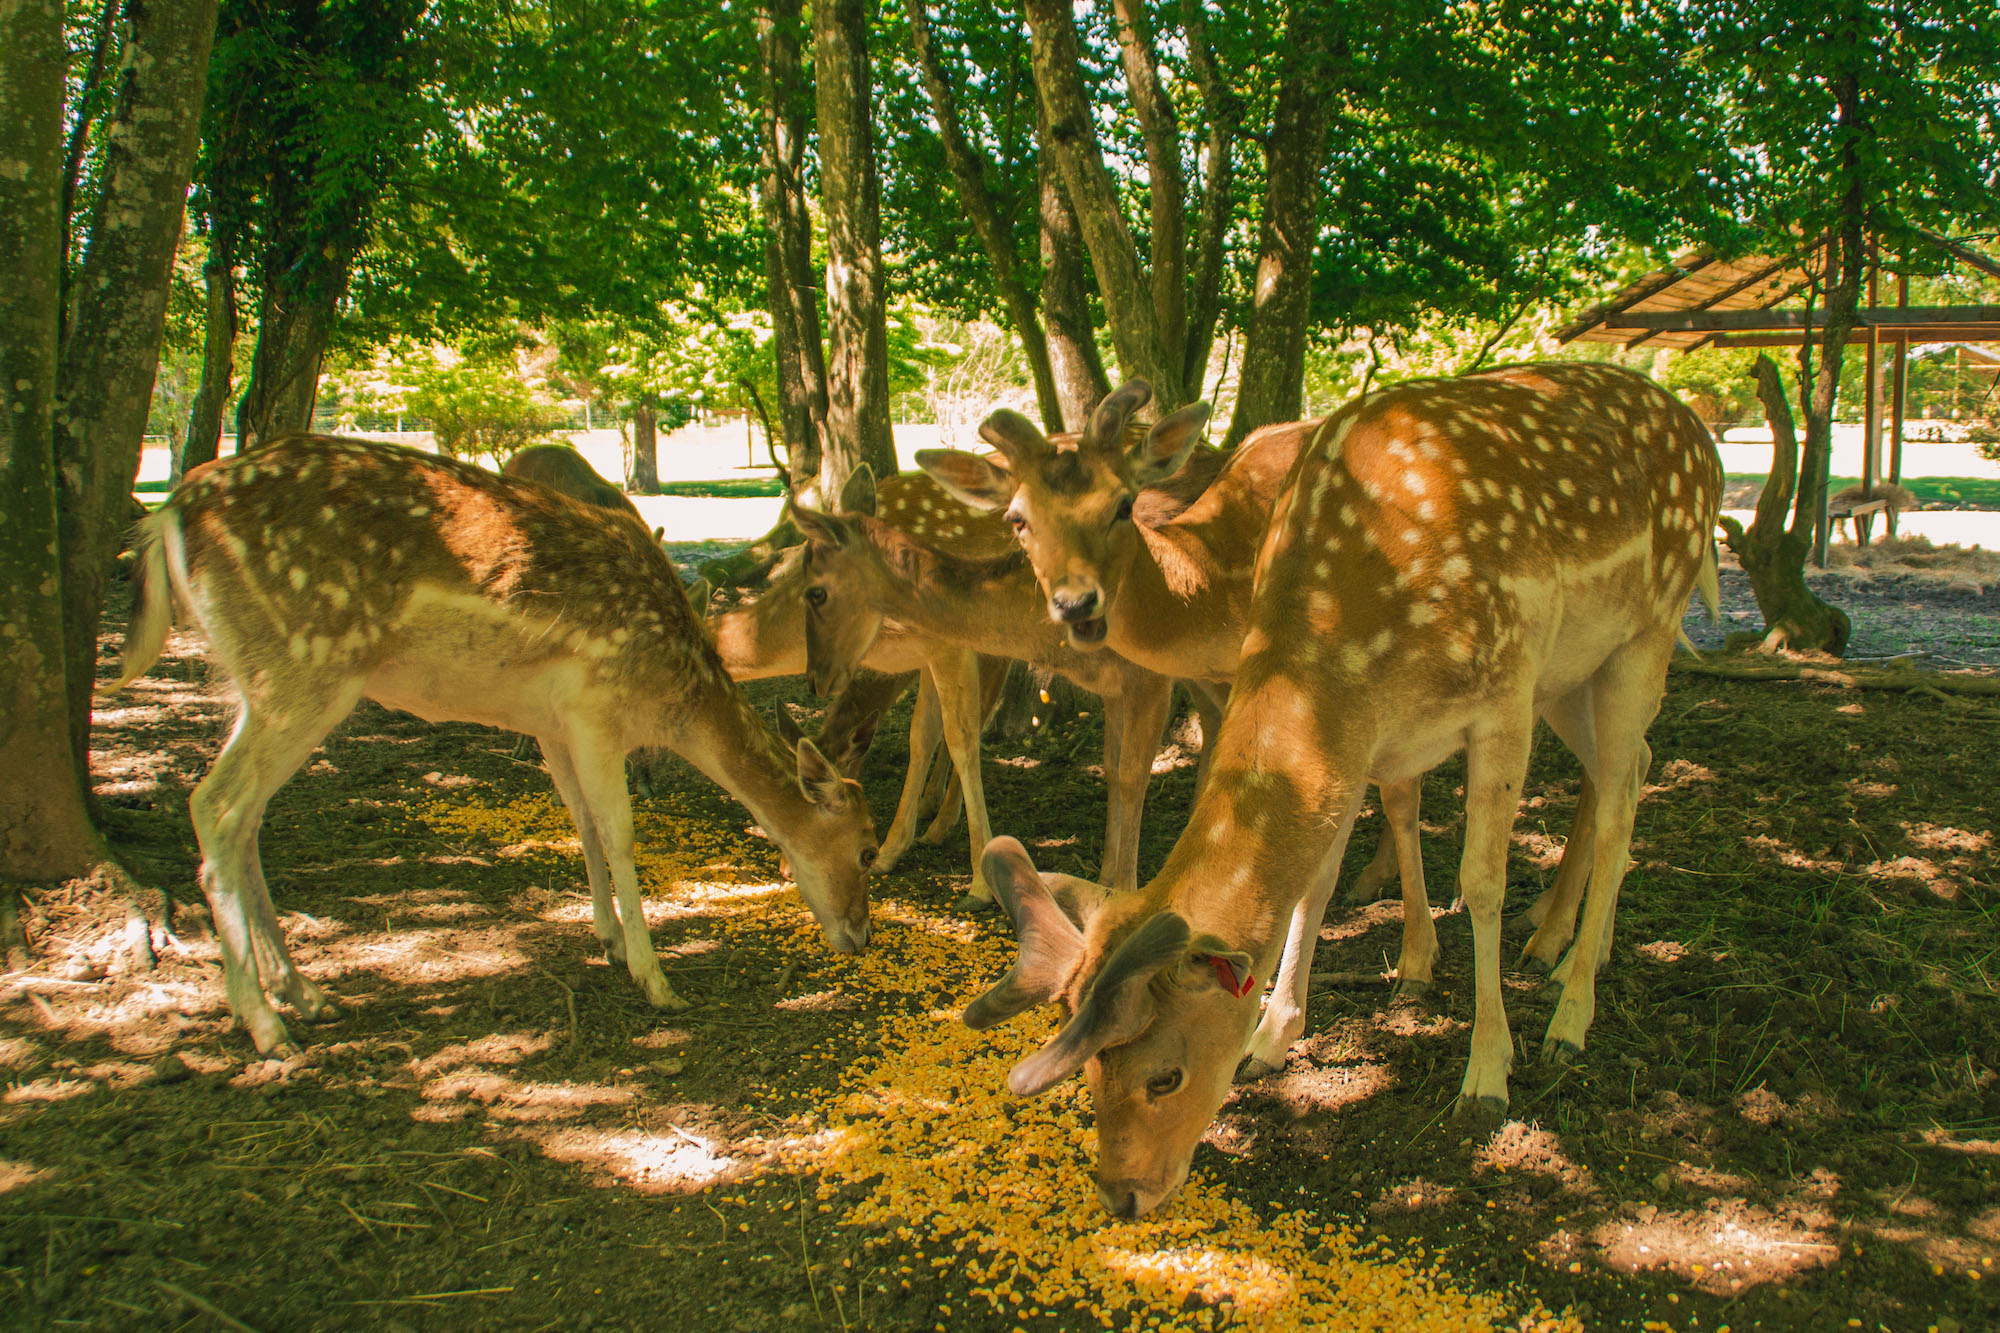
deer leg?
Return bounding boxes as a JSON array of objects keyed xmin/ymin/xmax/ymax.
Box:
[
  {"xmin": 542, "ymin": 740, "xmax": 623, "ymax": 964},
  {"xmin": 565, "ymin": 731, "xmax": 685, "ymax": 1010},
  {"xmin": 1377, "ymin": 777, "xmax": 1438, "ymax": 997},
  {"xmin": 1097, "ymin": 680, "xmax": 1128, "ymax": 886},
  {"xmin": 932, "ymin": 648, "xmax": 996, "ymax": 910},
  {"xmin": 877, "ymin": 671, "xmax": 943, "ymax": 871},
  {"xmin": 1186, "ymin": 681, "xmax": 1228, "ymax": 794},
  {"xmin": 1240, "ymin": 801, "xmax": 1363, "ymax": 1077},
  {"xmin": 920, "ymin": 763, "xmax": 963, "ymax": 844},
  {"xmin": 1544, "ymin": 638, "xmax": 1670, "ymax": 1060},
  {"xmin": 1102, "ymin": 672, "xmax": 1173, "ymax": 893},
  {"xmin": 190, "ymin": 689, "xmax": 359, "ymax": 1053},
  {"xmin": 1456, "ymin": 719, "xmax": 1535, "ymax": 1113}
]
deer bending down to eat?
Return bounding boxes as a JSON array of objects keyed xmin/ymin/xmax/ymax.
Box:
[
  {"xmin": 917, "ymin": 384, "xmax": 1605, "ymax": 1021},
  {"xmin": 701, "ymin": 476, "xmax": 1021, "ymax": 876},
  {"xmin": 959, "ymin": 363, "xmax": 1722, "ymax": 1216},
  {"xmin": 789, "ymin": 462, "xmax": 1228, "ymax": 905},
  {"xmin": 116, "ymin": 437, "xmax": 879, "ymax": 1055}
]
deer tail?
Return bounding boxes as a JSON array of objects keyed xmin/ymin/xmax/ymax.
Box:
[{"xmin": 115, "ymin": 509, "xmax": 177, "ymax": 690}]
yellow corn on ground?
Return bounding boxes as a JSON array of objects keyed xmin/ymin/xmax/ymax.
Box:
[{"xmin": 424, "ymin": 793, "xmax": 1578, "ymax": 1331}]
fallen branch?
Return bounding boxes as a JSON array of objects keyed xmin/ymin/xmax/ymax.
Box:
[
  {"xmin": 1308, "ymin": 970, "xmax": 1395, "ymax": 989},
  {"xmin": 1671, "ymin": 656, "xmax": 2000, "ymax": 697},
  {"xmin": 534, "ymin": 966, "xmax": 579, "ymax": 1044}
]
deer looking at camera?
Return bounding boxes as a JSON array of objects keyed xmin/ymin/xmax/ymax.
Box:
[
  {"xmin": 918, "ymin": 386, "xmax": 1573, "ymax": 1015},
  {"xmin": 961, "ymin": 363, "xmax": 1722, "ymax": 1217},
  {"xmin": 117, "ymin": 437, "xmax": 879, "ymax": 1055}
]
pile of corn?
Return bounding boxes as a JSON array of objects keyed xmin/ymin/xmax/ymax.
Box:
[{"xmin": 424, "ymin": 793, "xmax": 1574, "ymax": 1330}]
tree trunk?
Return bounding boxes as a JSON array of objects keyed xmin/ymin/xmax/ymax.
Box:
[
  {"xmin": 235, "ymin": 275, "xmax": 336, "ymax": 449},
  {"xmin": 905, "ymin": 0, "xmax": 1063, "ymax": 434},
  {"xmin": 1035, "ymin": 104, "xmax": 1111, "ymax": 430},
  {"xmin": 756, "ymin": 0, "xmax": 828, "ymax": 497},
  {"xmin": 0, "ymin": 0, "xmax": 103, "ymax": 880},
  {"xmin": 1179, "ymin": 0, "xmax": 1237, "ymax": 396},
  {"xmin": 1225, "ymin": 37, "xmax": 1330, "ymax": 446},
  {"xmin": 628, "ymin": 403, "xmax": 661, "ymax": 494},
  {"xmin": 1716, "ymin": 355, "xmax": 1852, "ymax": 654},
  {"xmin": 53, "ymin": 0, "xmax": 221, "ymax": 780},
  {"xmin": 813, "ymin": 0, "xmax": 898, "ymax": 496},
  {"xmin": 1021, "ymin": 0, "xmax": 1184, "ymax": 408},
  {"xmin": 177, "ymin": 233, "xmax": 237, "ymax": 480},
  {"xmin": 1107, "ymin": 0, "xmax": 1187, "ymax": 376}
]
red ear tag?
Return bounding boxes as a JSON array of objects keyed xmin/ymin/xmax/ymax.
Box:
[{"xmin": 1204, "ymin": 955, "xmax": 1256, "ymax": 998}]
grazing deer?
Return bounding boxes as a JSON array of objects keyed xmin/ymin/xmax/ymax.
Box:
[
  {"xmin": 503, "ymin": 443, "xmax": 649, "ymax": 527},
  {"xmin": 789, "ymin": 466, "xmax": 1226, "ymax": 906},
  {"xmin": 116, "ymin": 437, "xmax": 879, "ymax": 1055},
  {"xmin": 919, "ymin": 390, "xmax": 1503, "ymax": 1007},
  {"xmin": 960, "ymin": 364, "xmax": 1722, "ymax": 1216},
  {"xmin": 702, "ymin": 477, "xmax": 1016, "ymax": 873}
]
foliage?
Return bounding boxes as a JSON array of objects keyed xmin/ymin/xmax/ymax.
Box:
[{"xmin": 401, "ymin": 355, "xmax": 567, "ymax": 466}]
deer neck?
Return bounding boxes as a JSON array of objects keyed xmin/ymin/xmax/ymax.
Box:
[
  {"xmin": 708, "ymin": 591, "xmax": 805, "ymax": 680},
  {"xmin": 1102, "ymin": 519, "xmax": 1250, "ymax": 683},
  {"xmin": 1145, "ymin": 678, "xmax": 1376, "ymax": 965},
  {"xmin": 676, "ymin": 680, "xmax": 818, "ymax": 846},
  {"xmin": 859, "ymin": 519, "xmax": 1050, "ymax": 657}
]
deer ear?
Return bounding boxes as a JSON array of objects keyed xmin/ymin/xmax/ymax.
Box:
[
  {"xmin": 1084, "ymin": 380, "xmax": 1154, "ymax": 454},
  {"xmin": 1181, "ymin": 933, "xmax": 1257, "ymax": 996},
  {"xmin": 789, "ymin": 500, "xmax": 851, "ymax": 549},
  {"xmin": 916, "ymin": 449, "xmax": 1014, "ymax": 513},
  {"xmin": 963, "ymin": 838, "xmax": 1088, "ymax": 1031},
  {"xmin": 975, "ymin": 408, "xmax": 1050, "ymax": 466},
  {"xmin": 1126, "ymin": 402, "xmax": 1210, "ymax": 486},
  {"xmin": 795, "ymin": 738, "xmax": 850, "ymax": 807},
  {"xmin": 773, "ymin": 705, "xmax": 807, "ymax": 749},
  {"xmin": 1007, "ymin": 909, "xmax": 1191, "ymax": 1097},
  {"xmin": 684, "ymin": 575, "xmax": 712, "ymax": 610},
  {"xmin": 837, "ymin": 463, "xmax": 877, "ymax": 517}
]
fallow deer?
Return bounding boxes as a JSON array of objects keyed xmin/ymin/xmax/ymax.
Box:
[
  {"xmin": 116, "ymin": 437, "xmax": 879, "ymax": 1055},
  {"xmin": 962, "ymin": 363, "xmax": 1722, "ymax": 1216},
  {"xmin": 502, "ymin": 443, "xmax": 649, "ymax": 528},
  {"xmin": 918, "ymin": 391, "xmax": 1500, "ymax": 1007},
  {"xmin": 789, "ymin": 467, "xmax": 1224, "ymax": 906}
]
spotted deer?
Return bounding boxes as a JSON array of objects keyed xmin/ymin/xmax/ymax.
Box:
[
  {"xmin": 116, "ymin": 437, "xmax": 879, "ymax": 1055},
  {"xmin": 918, "ymin": 390, "xmax": 1506, "ymax": 1010},
  {"xmin": 502, "ymin": 443, "xmax": 649, "ymax": 529},
  {"xmin": 789, "ymin": 466, "xmax": 1226, "ymax": 907},
  {"xmin": 701, "ymin": 474, "xmax": 1017, "ymax": 871},
  {"xmin": 961, "ymin": 363, "xmax": 1722, "ymax": 1216}
]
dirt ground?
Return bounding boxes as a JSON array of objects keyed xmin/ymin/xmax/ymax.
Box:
[{"xmin": 3, "ymin": 588, "xmax": 1997, "ymax": 1332}]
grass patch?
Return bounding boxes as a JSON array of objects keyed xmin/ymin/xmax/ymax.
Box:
[
  {"xmin": 1726, "ymin": 473, "xmax": 2000, "ymax": 508},
  {"xmin": 650, "ymin": 476, "xmax": 787, "ymax": 499}
]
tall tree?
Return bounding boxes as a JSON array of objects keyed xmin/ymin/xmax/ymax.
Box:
[
  {"xmin": 54, "ymin": 0, "xmax": 222, "ymax": 782},
  {"xmin": 0, "ymin": 0, "xmax": 96, "ymax": 879},
  {"xmin": 814, "ymin": 0, "xmax": 900, "ymax": 494}
]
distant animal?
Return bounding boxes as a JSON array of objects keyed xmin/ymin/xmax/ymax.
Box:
[
  {"xmin": 117, "ymin": 437, "xmax": 879, "ymax": 1055},
  {"xmin": 504, "ymin": 444, "xmax": 649, "ymax": 529},
  {"xmin": 1830, "ymin": 481, "xmax": 1918, "ymax": 541}
]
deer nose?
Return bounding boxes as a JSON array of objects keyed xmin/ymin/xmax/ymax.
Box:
[
  {"xmin": 1095, "ymin": 1180, "xmax": 1142, "ymax": 1218},
  {"xmin": 1049, "ymin": 585, "xmax": 1101, "ymax": 623}
]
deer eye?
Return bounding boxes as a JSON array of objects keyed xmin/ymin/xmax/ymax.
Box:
[
  {"xmin": 1114, "ymin": 496, "xmax": 1135, "ymax": 524},
  {"xmin": 859, "ymin": 847, "xmax": 878, "ymax": 870},
  {"xmin": 1145, "ymin": 1068, "xmax": 1184, "ymax": 1099},
  {"xmin": 1005, "ymin": 508, "xmax": 1027, "ymax": 533},
  {"xmin": 805, "ymin": 586, "xmax": 828, "ymax": 607}
]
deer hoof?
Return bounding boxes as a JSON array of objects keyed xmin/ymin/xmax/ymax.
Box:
[
  {"xmin": 1541, "ymin": 1035, "xmax": 1582, "ymax": 1065},
  {"xmin": 1454, "ymin": 1092, "xmax": 1508, "ymax": 1121},
  {"xmin": 1390, "ymin": 977, "xmax": 1431, "ymax": 1004},
  {"xmin": 953, "ymin": 892, "xmax": 996, "ymax": 915},
  {"xmin": 1236, "ymin": 1055, "xmax": 1282, "ymax": 1083}
]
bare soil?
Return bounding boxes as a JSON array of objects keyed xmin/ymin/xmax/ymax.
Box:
[{"xmin": 3, "ymin": 586, "xmax": 1997, "ymax": 1331}]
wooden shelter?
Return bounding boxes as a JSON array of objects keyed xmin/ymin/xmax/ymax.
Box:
[{"xmin": 1557, "ymin": 228, "xmax": 2000, "ymax": 560}]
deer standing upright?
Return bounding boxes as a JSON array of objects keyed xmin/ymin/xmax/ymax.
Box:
[
  {"xmin": 961, "ymin": 363, "xmax": 1722, "ymax": 1216},
  {"xmin": 117, "ymin": 438, "xmax": 879, "ymax": 1055}
]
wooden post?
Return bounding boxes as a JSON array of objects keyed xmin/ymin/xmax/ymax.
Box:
[
  {"xmin": 1858, "ymin": 246, "xmax": 1881, "ymax": 546},
  {"xmin": 1889, "ymin": 272, "xmax": 1909, "ymax": 521}
]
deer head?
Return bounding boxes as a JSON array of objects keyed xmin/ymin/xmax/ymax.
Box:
[
  {"xmin": 967, "ymin": 837, "xmax": 1259, "ymax": 1218},
  {"xmin": 790, "ymin": 465, "xmax": 888, "ymax": 699},
  {"xmin": 917, "ymin": 381, "xmax": 1211, "ymax": 651}
]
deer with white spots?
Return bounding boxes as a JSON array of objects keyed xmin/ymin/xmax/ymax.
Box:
[
  {"xmin": 958, "ymin": 363, "xmax": 1721, "ymax": 1217},
  {"xmin": 919, "ymin": 385, "xmax": 1500, "ymax": 1023},
  {"xmin": 116, "ymin": 437, "xmax": 879, "ymax": 1055},
  {"xmin": 788, "ymin": 458, "xmax": 1230, "ymax": 907}
]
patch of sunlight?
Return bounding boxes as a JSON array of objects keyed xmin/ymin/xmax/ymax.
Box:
[
  {"xmin": 1591, "ymin": 1211, "xmax": 1838, "ymax": 1292},
  {"xmin": 532, "ymin": 1125, "xmax": 745, "ymax": 1194},
  {"xmin": 1271, "ymin": 1061, "xmax": 1396, "ymax": 1116},
  {"xmin": 0, "ymin": 1159, "xmax": 57, "ymax": 1195}
]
